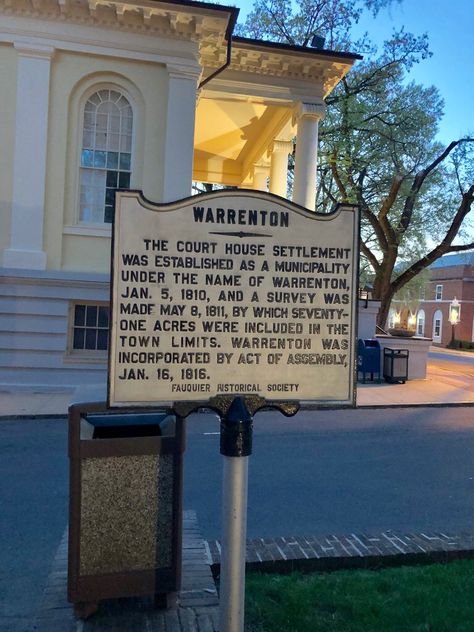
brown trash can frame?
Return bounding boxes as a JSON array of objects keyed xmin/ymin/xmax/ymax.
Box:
[{"xmin": 67, "ymin": 400, "xmax": 185, "ymax": 612}]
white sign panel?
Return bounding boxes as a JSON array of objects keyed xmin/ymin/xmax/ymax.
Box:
[{"xmin": 108, "ymin": 190, "xmax": 359, "ymax": 407}]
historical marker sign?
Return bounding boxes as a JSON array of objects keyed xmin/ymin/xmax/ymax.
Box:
[{"xmin": 108, "ymin": 190, "xmax": 359, "ymax": 407}]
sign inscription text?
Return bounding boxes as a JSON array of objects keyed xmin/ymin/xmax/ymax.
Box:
[{"xmin": 109, "ymin": 191, "xmax": 359, "ymax": 406}]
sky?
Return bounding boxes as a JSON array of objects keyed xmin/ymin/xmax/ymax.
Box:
[{"xmin": 234, "ymin": 0, "xmax": 474, "ymax": 146}]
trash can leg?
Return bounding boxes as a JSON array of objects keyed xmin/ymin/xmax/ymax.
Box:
[{"xmin": 74, "ymin": 601, "xmax": 99, "ymax": 620}]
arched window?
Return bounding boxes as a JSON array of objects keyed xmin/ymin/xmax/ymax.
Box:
[
  {"xmin": 79, "ymin": 89, "xmax": 133, "ymax": 223},
  {"xmin": 416, "ymin": 309, "xmax": 425, "ymax": 336},
  {"xmin": 387, "ymin": 308, "xmax": 396, "ymax": 329},
  {"xmin": 433, "ymin": 309, "xmax": 443, "ymax": 343}
]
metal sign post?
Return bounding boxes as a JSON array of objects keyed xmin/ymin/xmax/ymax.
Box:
[
  {"xmin": 174, "ymin": 395, "xmax": 299, "ymax": 632},
  {"xmin": 219, "ymin": 397, "xmax": 252, "ymax": 632}
]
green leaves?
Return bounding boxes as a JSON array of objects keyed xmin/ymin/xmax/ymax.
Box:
[{"xmin": 240, "ymin": 0, "xmax": 473, "ymax": 325}]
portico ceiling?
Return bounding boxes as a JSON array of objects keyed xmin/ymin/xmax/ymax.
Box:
[{"xmin": 194, "ymin": 96, "xmax": 293, "ymax": 186}]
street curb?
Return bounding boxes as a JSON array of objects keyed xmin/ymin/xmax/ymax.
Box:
[
  {"xmin": 2, "ymin": 400, "xmax": 474, "ymax": 421},
  {"xmin": 206, "ymin": 532, "xmax": 474, "ymax": 578},
  {"xmin": 354, "ymin": 402, "xmax": 474, "ymax": 410},
  {"xmin": 0, "ymin": 414, "xmax": 67, "ymax": 421}
]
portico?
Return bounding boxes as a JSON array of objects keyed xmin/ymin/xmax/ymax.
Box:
[{"xmin": 195, "ymin": 36, "xmax": 359, "ymax": 210}]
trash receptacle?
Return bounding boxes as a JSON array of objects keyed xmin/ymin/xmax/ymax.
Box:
[
  {"xmin": 67, "ymin": 400, "xmax": 185, "ymax": 617},
  {"xmin": 383, "ymin": 347, "xmax": 409, "ymax": 383},
  {"xmin": 357, "ymin": 338, "xmax": 381, "ymax": 382}
]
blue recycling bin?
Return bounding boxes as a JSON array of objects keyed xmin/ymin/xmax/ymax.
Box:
[{"xmin": 357, "ymin": 338, "xmax": 381, "ymax": 383}]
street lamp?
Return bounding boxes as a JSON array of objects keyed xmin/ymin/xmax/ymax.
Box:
[{"xmin": 449, "ymin": 297, "xmax": 460, "ymax": 345}]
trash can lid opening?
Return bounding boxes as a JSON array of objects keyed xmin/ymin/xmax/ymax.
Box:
[{"xmin": 84, "ymin": 413, "xmax": 175, "ymax": 439}]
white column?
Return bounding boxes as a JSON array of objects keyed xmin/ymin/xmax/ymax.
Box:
[
  {"xmin": 3, "ymin": 43, "xmax": 54, "ymax": 270},
  {"xmin": 162, "ymin": 64, "xmax": 200, "ymax": 202},
  {"xmin": 269, "ymin": 140, "xmax": 292, "ymax": 198},
  {"xmin": 292, "ymin": 102, "xmax": 325, "ymax": 211},
  {"xmin": 252, "ymin": 162, "xmax": 269, "ymax": 191}
]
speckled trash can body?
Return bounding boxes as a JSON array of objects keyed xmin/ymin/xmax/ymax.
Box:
[{"xmin": 67, "ymin": 401, "xmax": 185, "ymax": 607}]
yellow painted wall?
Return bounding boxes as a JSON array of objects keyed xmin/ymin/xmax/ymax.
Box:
[
  {"xmin": 0, "ymin": 44, "xmax": 16, "ymax": 257},
  {"xmin": 44, "ymin": 50, "xmax": 168, "ymax": 273},
  {"xmin": 61, "ymin": 234, "xmax": 113, "ymax": 273}
]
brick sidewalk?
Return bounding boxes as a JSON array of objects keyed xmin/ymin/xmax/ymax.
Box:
[
  {"xmin": 36, "ymin": 511, "xmax": 219, "ymax": 632},
  {"xmin": 35, "ymin": 510, "xmax": 474, "ymax": 631}
]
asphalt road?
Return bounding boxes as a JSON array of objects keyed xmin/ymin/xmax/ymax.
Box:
[
  {"xmin": 0, "ymin": 419, "xmax": 68, "ymax": 632},
  {"xmin": 184, "ymin": 405, "xmax": 474, "ymax": 539},
  {"xmin": 428, "ymin": 350, "xmax": 474, "ymax": 376},
  {"xmin": 2, "ymin": 404, "xmax": 474, "ymax": 630}
]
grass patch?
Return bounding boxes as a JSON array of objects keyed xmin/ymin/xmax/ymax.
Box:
[{"xmin": 245, "ymin": 561, "xmax": 474, "ymax": 631}]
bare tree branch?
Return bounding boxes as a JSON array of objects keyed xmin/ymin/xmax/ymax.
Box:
[
  {"xmin": 375, "ymin": 178, "xmax": 403, "ymax": 249},
  {"xmin": 318, "ymin": 171, "xmax": 339, "ymax": 204},
  {"xmin": 348, "ymin": 168, "xmax": 389, "ymax": 253},
  {"xmin": 360, "ymin": 240, "xmax": 380, "ymax": 272},
  {"xmin": 397, "ymin": 139, "xmax": 474, "ymax": 234},
  {"xmin": 265, "ymin": 2, "xmax": 296, "ymax": 44},
  {"xmin": 330, "ymin": 150, "xmax": 348, "ymax": 201},
  {"xmin": 391, "ymin": 184, "xmax": 474, "ymax": 293}
]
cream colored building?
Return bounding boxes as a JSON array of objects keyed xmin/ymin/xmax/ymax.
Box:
[{"xmin": 0, "ymin": 0, "xmax": 359, "ymax": 388}]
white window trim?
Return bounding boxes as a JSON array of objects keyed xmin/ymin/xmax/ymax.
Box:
[
  {"xmin": 416, "ymin": 309, "xmax": 425, "ymax": 336},
  {"xmin": 63, "ymin": 74, "xmax": 144, "ymax": 232},
  {"xmin": 435, "ymin": 284, "xmax": 443, "ymax": 301},
  {"xmin": 66, "ymin": 300, "xmax": 110, "ymax": 361},
  {"xmin": 63, "ymin": 224, "xmax": 112, "ymax": 238},
  {"xmin": 77, "ymin": 85, "xmax": 135, "ymax": 225},
  {"xmin": 387, "ymin": 308, "xmax": 396, "ymax": 329},
  {"xmin": 433, "ymin": 309, "xmax": 443, "ymax": 343}
]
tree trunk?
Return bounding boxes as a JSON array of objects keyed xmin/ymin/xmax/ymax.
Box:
[
  {"xmin": 373, "ymin": 273, "xmax": 396, "ymax": 330},
  {"xmin": 376, "ymin": 296, "xmax": 393, "ymax": 331},
  {"xmin": 372, "ymin": 247, "xmax": 398, "ymax": 330}
]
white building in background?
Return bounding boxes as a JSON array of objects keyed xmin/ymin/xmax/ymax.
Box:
[{"xmin": 0, "ymin": 0, "xmax": 360, "ymax": 389}]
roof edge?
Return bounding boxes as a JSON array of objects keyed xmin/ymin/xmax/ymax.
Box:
[
  {"xmin": 151, "ymin": 0, "xmax": 238, "ymax": 39},
  {"xmin": 153, "ymin": 0, "xmax": 239, "ymax": 18},
  {"xmin": 233, "ymin": 35, "xmax": 362, "ymax": 61}
]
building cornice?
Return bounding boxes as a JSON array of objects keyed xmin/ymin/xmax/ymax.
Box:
[
  {"xmin": 0, "ymin": 0, "xmax": 233, "ymax": 67},
  {"xmin": 1, "ymin": 1, "xmax": 358, "ymax": 93},
  {"xmin": 201, "ymin": 39, "xmax": 357, "ymax": 96}
]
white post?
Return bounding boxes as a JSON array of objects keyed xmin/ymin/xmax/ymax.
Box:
[
  {"xmin": 220, "ymin": 455, "xmax": 249, "ymax": 632},
  {"xmin": 269, "ymin": 140, "xmax": 292, "ymax": 198},
  {"xmin": 3, "ymin": 43, "xmax": 54, "ymax": 270},
  {"xmin": 162, "ymin": 64, "xmax": 200, "ymax": 202},
  {"xmin": 252, "ymin": 162, "xmax": 269, "ymax": 191},
  {"xmin": 292, "ymin": 102, "xmax": 325, "ymax": 211},
  {"xmin": 219, "ymin": 396, "xmax": 253, "ymax": 632}
]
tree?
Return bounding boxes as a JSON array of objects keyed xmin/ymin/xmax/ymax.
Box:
[{"xmin": 240, "ymin": 0, "xmax": 474, "ymax": 327}]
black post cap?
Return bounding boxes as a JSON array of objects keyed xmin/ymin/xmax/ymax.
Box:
[{"xmin": 220, "ymin": 396, "xmax": 253, "ymax": 457}]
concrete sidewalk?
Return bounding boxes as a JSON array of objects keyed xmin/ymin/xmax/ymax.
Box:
[
  {"xmin": 357, "ymin": 361, "xmax": 474, "ymax": 407},
  {"xmin": 1, "ymin": 357, "xmax": 473, "ymax": 418}
]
